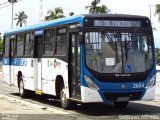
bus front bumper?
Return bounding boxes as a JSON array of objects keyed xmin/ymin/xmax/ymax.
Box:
[{"xmin": 81, "ymin": 85, "xmax": 156, "ymax": 103}]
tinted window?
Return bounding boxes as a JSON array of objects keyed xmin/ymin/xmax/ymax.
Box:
[
  {"xmin": 43, "ymin": 28, "xmax": 55, "ymax": 56},
  {"xmin": 4, "ymin": 36, "xmax": 10, "ymax": 56},
  {"xmin": 16, "ymin": 34, "xmax": 25, "ymax": 56},
  {"xmin": 24, "ymin": 33, "xmax": 34, "ymax": 56},
  {"xmin": 55, "ymin": 27, "xmax": 67, "ymax": 56}
]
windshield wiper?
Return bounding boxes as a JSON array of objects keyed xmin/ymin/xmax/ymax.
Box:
[{"xmin": 105, "ymin": 33, "xmax": 115, "ymax": 50}]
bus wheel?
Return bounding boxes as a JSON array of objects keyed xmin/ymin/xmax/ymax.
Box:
[
  {"xmin": 60, "ymin": 85, "xmax": 75, "ymax": 109},
  {"xmin": 19, "ymin": 77, "xmax": 28, "ymax": 98},
  {"xmin": 114, "ymin": 101, "xmax": 129, "ymax": 108}
]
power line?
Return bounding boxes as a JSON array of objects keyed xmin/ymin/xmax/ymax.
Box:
[
  {"xmin": 0, "ymin": 0, "xmax": 22, "ymax": 10},
  {"xmin": 0, "ymin": 3, "xmax": 11, "ymax": 10},
  {"xmin": 0, "ymin": 2, "xmax": 8, "ymax": 6}
]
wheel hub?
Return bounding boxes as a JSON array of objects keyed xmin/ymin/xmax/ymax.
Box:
[{"xmin": 61, "ymin": 88, "xmax": 67, "ymax": 105}]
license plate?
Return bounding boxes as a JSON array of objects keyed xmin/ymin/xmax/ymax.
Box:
[{"xmin": 117, "ymin": 97, "xmax": 129, "ymax": 102}]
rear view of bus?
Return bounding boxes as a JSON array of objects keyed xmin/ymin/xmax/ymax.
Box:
[{"xmin": 82, "ymin": 14, "xmax": 156, "ymax": 107}]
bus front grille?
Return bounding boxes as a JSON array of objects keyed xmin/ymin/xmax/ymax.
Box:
[
  {"xmin": 96, "ymin": 76, "xmax": 147, "ymax": 82},
  {"xmin": 103, "ymin": 92, "xmax": 143, "ymax": 101}
]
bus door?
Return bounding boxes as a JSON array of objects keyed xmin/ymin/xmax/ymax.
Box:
[
  {"xmin": 3, "ymin": 36, "xmax": 10, "ymax": 85},
  {"xmin": 3, "ymin": 35, "xmax": 16, "ymax": 85},
  {"xmin": 69, "ymin": 32, "xmax": 81, "ymax": 100},
  {"xmin": 10, "ymin": 36, "xmax": 16, "ymax": 85},
  {"xmin": 34, "ymin": 35, "xmax": 43, "ymax": 91}
]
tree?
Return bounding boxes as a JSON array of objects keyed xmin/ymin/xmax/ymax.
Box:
[
  {"xmin": 0, "ymin": 40, "xmax": 3, "ymax": 53},
  {"xmin": 69, "ymin": 12, "xmax": 74, "ymax": 16},
  {"xmin": 156, "ymin": 48, "xmax": 160, "ymax": 63},
  {"xmin": 155, "ymin": 4, "xmax": 160, "ymax": 21},
  {"xmin": 45, "ymin": 7, "xmax": 65, "ymax": 21},
  {"xmin": 14, "ymin": 11, "xmax": 28, "ymax": 27},
  {"xmin": 85, "ymin": 0, "xmax": 110, "ymax": 14},
  {"xmin": 99, "ymin": 5, "xmax": 111, "ymax": 13}
]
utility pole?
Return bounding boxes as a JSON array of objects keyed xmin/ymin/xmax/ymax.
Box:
[
  {"xmin": 39, "ymin": 0, "xmax": 44, "ymax": 23},
  {"xmin": 149, "ymin": 5, "xmax": 154, "ymax": 23},
  {"xmin": 8, "ymin": 0, "xmax": 17, "ymax": 29}
]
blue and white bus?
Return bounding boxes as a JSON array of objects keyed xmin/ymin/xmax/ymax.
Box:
[{"xmin": 2, "ymin": 14, "xmax": 156, "ymax": 109}]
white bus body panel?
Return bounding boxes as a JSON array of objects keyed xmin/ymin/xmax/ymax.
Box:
[
  {"xmin": 41, "ymin": 58, "xmax": 69, "ymax": 98},
  {"xmin": 81, "ymin": 86, "xmax": 103, "ymax": 103},
  {"xmin": 2, "ymin": 58, "xmax": 15, "ymax": 85},
  {"xmin": 23, "ymin": 58, "xmax": 34, "ymax": 91},
  {"xmin": 11, "ymin": 65, "xmax": 15, "ymax": 85},
  {"xmin": 4, "ymin": 58, "xmax": 69, "ymax": 98},
  {"xmin": 141, "ymin": 85, "xmax": 156, "ymax": 100},
  {"xmin": 13, "ymin": 58, "xmax": 34, "ymax": 90},
  {"xmin": 33, "ymin": 59, "xmax": 42, "ymax": 90},
  {"xmin": 3, "ymin": 65, "xmax": 11, "ymax": 85}
]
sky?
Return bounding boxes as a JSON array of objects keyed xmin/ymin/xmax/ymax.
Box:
[{"xmin": 0, "ymin": 0, "xmax": 160, "ymax": 47}]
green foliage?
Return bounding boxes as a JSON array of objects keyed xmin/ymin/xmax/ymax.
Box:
[
  {"xmin": 69, "ymin": 12, "xmax": 74, "ymax": 16},
  {"xmin": 14, "ymin": 11, "xmax": 28, "ymax": 27},
  {"xmin": 85, "ymin": 0, "xmax": 111, "ymax": 14},
  {"xmin": 45, "ymin": 7, "xmax": 65, "ymax": 21},
  {"xmin": 155, "ymin": 4, "xmax": 160, "ymax": 22},
  {"xmin": 156, "ymin": 48, "xmax": 160, "ymax": 63},
  {"xmin": 0, "ymin": 39, "xmax": 3, "ymax": 53}
]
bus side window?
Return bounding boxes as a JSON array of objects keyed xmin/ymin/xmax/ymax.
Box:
[
  {"xmin": 24, "ymin": 33, "xmax": 34, "ymax": 56},
  {"xmin": 43, "ymin": 28, "xmax": 55, "ymax": 56},
  {"xmin": 16, "ymin": 34, "xmax": 25, "ymax": 56},
  {"xmin": 3, "ymin": 36, "xmax": 10, "ymax": 57},
  {"xmin": 55, "ymin": 27, "xmax": 67, "ymax": 56}
]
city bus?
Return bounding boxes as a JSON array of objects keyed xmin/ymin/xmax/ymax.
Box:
[{"xmin": 2, "ymin": 14, "xmax": 156, "ymax": 109}]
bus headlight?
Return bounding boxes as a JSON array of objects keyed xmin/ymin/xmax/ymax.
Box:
[
  {"xmin": 145, "ymin": 75, "xmax": 156, "ymax": 89},
  {"xmin": 84, "ymin": 75, "xmax": 99, "ymax": 90}
]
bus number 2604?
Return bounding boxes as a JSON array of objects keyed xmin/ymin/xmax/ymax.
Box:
[{"xmin": 133, "ymin": 83, "xmax": 144, "ymax": 89}]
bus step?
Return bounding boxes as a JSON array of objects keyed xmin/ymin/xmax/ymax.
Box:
[{"xmin": 35, "ymin": 90, "xmax": 43, "ymax": 95}]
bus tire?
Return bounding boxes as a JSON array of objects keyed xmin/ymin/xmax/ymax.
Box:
[
  {"xmin": 19, "ymin": 77, "xmax": 28, "ymax": 98},
  {"xmin": 60, "ymin": 84, "xmax": 75, "ymax": 109},
  {"xmin": 114, "ymin": 101, "xmax": 129, "ymax": 108}
]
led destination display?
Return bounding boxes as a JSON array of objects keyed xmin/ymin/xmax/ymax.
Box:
[{"xmin": 94, "ymin": 20, "xmax": 141, "ymax": 27}]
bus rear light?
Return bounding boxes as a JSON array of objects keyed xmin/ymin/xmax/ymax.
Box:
[
  {"xmin": 84, "ymin": 75, "xmax": 99, "ymax": 90},
  {"xmin": 145, "ymin": 75, "xmax": 156, "ymax": 89}
]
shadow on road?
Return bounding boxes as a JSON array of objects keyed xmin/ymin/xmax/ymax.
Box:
[
  {"xmin": 10, "ymin": 92, "xmax": 61, "ymax": 108},
  {"xmin": 74, "ymin": 102, "xmax": 160, "ymax": 116},
  {"xmin": 9, "ymin": 92, "xmax": 160, "ymax": 116}
]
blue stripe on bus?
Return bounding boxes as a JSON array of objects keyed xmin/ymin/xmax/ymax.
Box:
[
  {"xmin": 3, "ymin": 58, "xmax": 27, "ymax": 66},
  {"xmin": 4, "ymin": 15, "xmax": 84, "ymax": 35}
]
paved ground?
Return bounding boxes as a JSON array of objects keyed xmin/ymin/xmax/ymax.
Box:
[
  {"xmin": 0, "ymin": 71, "xmax": 160, "ymax": 120},
  {"xmin": 0, "ymin": 94, "xmax": 86, "ymax": 120}
]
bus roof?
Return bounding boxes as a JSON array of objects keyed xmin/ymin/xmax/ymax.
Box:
[
  {"xmin": 82, "ymin": 13, "xmax": 149, "ymax": 19},
  {"xmin": 4, "ymin": 14, "xmax": 149, "ymax": 35},
  {"xmin": 4, "ymin": 14, "xmax": 84, "ymax": 35}
]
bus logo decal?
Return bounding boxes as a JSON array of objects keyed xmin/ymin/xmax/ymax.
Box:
[
  {"xmin": 47, "ymin": 59, "xmax": 54, "ymax": 67},
  {"xmin": 54, "ymin": 59, "xmax": 61, "ymax": 68},
  {"xmin": 20, "ymin": 58, "xmax": 27, "ymax": 66},
  {"xmin": 121, "ymin": 84, "xmax": 126, "ymax": 90}
]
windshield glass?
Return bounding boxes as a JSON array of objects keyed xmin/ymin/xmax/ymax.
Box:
[{"xmin": 85, "ymin": 30, "xmax": 153, "ymax": 73}]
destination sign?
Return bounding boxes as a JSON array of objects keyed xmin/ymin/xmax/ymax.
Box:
[
  {"xmin": 58, "ymin": 28, "xmax": 66, "ymax": 34},
  {"xmin": 94, "ymin": 20, "xmax": 141, "ymax": 27},
  {"xmin": 35, "ymin": 30, "xmax": 44, "ymax": 36}
]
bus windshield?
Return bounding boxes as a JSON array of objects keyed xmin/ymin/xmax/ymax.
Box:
[{"xmin": 85, "ymin": 30, "xmax": 153, "ymax": 73}]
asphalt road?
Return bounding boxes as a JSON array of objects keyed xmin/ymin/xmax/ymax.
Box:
[{"xmin": 0, "ymin": 72, "xmax": 160, "ymax": 120}]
